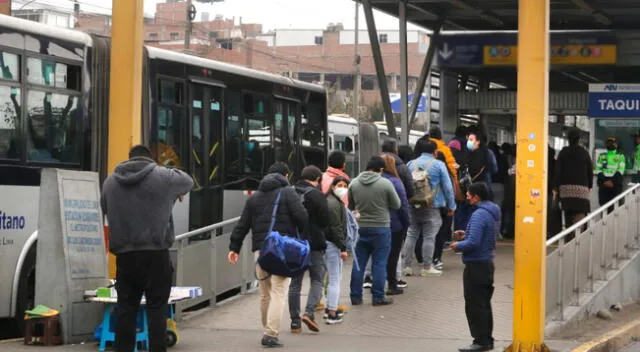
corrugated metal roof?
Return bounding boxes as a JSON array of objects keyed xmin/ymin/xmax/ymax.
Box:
[{"xmin": 366, "ymin": 0, "xmax": 640, "ymax": 31}]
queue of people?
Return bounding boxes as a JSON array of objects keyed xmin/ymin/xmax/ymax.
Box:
[
  {"xmin": 226, "ymin": 124, "xmax": 503, "ymax": 351},
  {"xmin": 101, "ymin": 125, "xmax": 635, "ymax": 352}
]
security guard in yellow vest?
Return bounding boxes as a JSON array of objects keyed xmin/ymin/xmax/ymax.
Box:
[
  {"xmin": 633, "ymin": 132, "xmax": 640, "ymax": 183},
  {"xmin": 595, "ymin": 137, "xmax": 625, "ymax": 206}
]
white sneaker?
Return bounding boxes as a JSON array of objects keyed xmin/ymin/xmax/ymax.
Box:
[
  {"xmin": 420, "ymin": 267, "xmax": 442, "ymax": 277},
  {"xmin": 402, "ymin": 267, "xmax": 414, "ymax": 276}
]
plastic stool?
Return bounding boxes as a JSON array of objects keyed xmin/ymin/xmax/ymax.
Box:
[
  {"xmin": 24, "ymin": 315, "xmax": 63, "ymax": 346},
  {"xmin": 98, "ymin": 303, "xmax": 149, "ymax": 351}
]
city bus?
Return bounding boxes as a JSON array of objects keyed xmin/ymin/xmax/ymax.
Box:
[{"xmin": 0, "ymin": 14, "xmax": 328, "ymax": 331}]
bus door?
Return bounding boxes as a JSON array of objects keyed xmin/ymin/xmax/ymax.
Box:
[
  {"xmin": 274, "ymin": 97, "xmax": 300, "ymax": 180},
  {"xmin": 188, "ymin": 81, "xmax": 224, "ymax": 233}
]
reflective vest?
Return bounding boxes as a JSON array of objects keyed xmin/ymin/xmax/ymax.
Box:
[
  {"xmin": 596, "ymin": 150, "xmax": 625, "ymax": 178},
  {"xmin": 635, "ymin": 145, "xmax": 640, "ymax": 173}
]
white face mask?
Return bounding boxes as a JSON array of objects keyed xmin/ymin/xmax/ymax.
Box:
[{"xmin": 333, "ymin": 187, "xmax": 348, "ymax": 199}]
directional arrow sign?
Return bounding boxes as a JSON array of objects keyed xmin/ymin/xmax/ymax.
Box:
[{"xmin": 438, "ymin": 42, "xmax": 454, "ymax": 60}]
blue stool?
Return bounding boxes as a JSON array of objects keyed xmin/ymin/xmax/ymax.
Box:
[{"xmin": 98, "ymin": 303, "xmax": 149, "ymax": 351}]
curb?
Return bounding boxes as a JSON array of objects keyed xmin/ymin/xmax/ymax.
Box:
[{"xmin": 571, "ymin": 318, "xmax": 640, "ymax": 352}]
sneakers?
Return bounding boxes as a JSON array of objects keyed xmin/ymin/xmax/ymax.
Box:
[
  {"xmin": 402, "ymin": 267, "xmax": 414, "ymax": 276},
  {"xmin": 323, "ymin": 308, "xmax": 344, "ymax": 319},
  {"xmin": 397, "ymin": 280, "xmax": 408, "ymax": 288},
  {"xmin": 326, "ymin": 312, "xmax": 344, "ymax": 325},
  {"xmin": 315, "ymin": 302, "xmax": 325, "ymax": 311},
  {"xmin": 433, "ymin": 259, "xmax": 444, "ymax": 270},
  {"xmin": 301, "ymin": 313, "xmax": 320, "ymax": 332},
  {"xmin": 261, "ymin": 335, "xmax": 284, "ymax": 348},
  {"xmin": 372, "ymin": 297, "xmax": 394, "ymax": 306},
  {"xmin": 362, "ymin": 276, "xmax": 373, "ymax": 288},
  {"xmin": 421, "ymin": 267, "xmax": 443, "ymax": 277},
  {"xmin": 386, "ymin": 287, "xmax": 404, "ymax": 295},
  {"xmin": 290, "ymin": 319, "xmax": 301, "ymax": 334}
]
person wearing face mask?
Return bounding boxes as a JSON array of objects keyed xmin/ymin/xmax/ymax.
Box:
[
  {"xmin": 324, "ymin": 176, "xmax": 351, "ymax": 324},
  {"xmin": 595, "ymin": 137, "xmax": 626, "ymax": 207},
  {"xmin": 450, "ymin": 182, "xmax": 500, "ymax": 352},
  {"xmin": 456, "ymin": 128, "xmax": 492, "ymax": 232}
]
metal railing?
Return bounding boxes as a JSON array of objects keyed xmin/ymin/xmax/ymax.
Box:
[
  {"xmin": 545, "ymin": 183, "xmax": 640, "ymax": 321},
  {"xmin": 170, "ymin": 216, "xmax": 257, "ymax": 319}
]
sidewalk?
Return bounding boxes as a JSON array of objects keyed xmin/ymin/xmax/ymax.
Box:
[{"xmin": 1, "ymin": 244, "xmax": 582, "ymax": 351}]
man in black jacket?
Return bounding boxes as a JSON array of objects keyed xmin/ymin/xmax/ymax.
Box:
[
  {"xmin": 228, "ymin": 162, "xmax": 308, "ymax": 348},
  {"xmin": 288, "ymin": 165, "xmax": 330, "ymax": 333}
]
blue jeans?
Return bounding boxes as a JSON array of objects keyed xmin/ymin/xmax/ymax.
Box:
[
  {"xmin": 350, "ymin": 227, "xmax": 392, "ymax": 303},
  {"xmin": 324, "ymin": 242, "xmax": 342, "ymax": 311}
]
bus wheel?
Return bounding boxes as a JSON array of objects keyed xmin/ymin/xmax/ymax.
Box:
[{"xmin": 15, "ymin": 244, "xmax": 36, "ymax": 335}]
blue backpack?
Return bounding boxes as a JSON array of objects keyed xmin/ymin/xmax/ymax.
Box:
[{"xmin": 257, "ymin": 189, "xmax": 311, "ymax": 279}]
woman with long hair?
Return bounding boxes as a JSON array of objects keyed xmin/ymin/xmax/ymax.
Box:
[
  {"xmin": 380, "ymin": 154, "xmax": 410, "ymax": 295},
  {"xmin": 324, "ymin": 176, "xmax": 350, "ymax": 324}
]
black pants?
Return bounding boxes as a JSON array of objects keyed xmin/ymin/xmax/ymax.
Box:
[
  {"xmin": 433, "ymin": 208, "xmax": 453, "ymax": 263},
  {"xmin": 463, "ymin": 262, "xmax": 495, "ymax": 347},
  {"xmin": 115, "ymin": 250, "xmax": 173, "ymax": 352},
  {"xmin": 387, "ymin": 230, "xmax": 406, "ymax": 289}
]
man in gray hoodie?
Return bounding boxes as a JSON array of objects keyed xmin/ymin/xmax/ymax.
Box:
[
  {"xmin": 101, "ymin": 145, "xmax": 193, "ymax": 352},
  {"xmin": 348, "ymin": 156, "xmax": 401, "ymax": 306}
]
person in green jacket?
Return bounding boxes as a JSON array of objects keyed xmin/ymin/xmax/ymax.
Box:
[
  {"xmin": 595, "ymin": 137, "xmax": 626, "ymax": 206},
  {"xmin": 348, "ymin": 156, "xmax": 401, "ymax": 306}
]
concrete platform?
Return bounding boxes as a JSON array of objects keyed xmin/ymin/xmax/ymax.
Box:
[{"xmin": 0, "ymin": 244, "xmax": 583, "ymax": 351}]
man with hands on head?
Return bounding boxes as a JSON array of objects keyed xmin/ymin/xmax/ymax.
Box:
[{"xmin": 450, "ymin": 182, "xmax": 500, "ymax": 352}]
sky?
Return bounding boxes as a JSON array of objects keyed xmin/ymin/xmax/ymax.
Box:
[{"xmin": 13, "ymin": 0, "xmax": 422, "ymax": 31}]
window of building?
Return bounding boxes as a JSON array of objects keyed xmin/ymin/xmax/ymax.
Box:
[
  {"xmin": 26, "ymin": 58, "xmax": 81, "ymax": 90},
  {"xmin": 170, "ymin": 32, "xmax": 180, "ymax": 40},
  {"xmin": 430, "ymin": 87, "xmax": 440, "ymax": 99},
  {"xmin": 314, "ymin": 36, "xmax": 323, "ymax": 45},
  {"xmin": 25, "ymin": 90, "xmax": 81, "ymax": 164},
  {"xmin": 0, "ymin": 86, "xmax": 21, "ymax": 160},
  {"xmin": 149, "ymin": 32, "xmax": 158, "ymax": 39},
  {"xmin": 209, "ymin": 31, "xmax": 219, "ymax": 39},
  {"xmin": 379, "ymin": 33, "xmax": 388, "ymax": 43}
]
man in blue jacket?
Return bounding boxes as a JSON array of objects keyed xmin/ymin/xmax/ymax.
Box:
[{"xmin": 451, "ymin": 182, "xmax": 500, "ymax": 352}]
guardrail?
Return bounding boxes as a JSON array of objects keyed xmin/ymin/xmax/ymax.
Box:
[
  {"xmin": 545, "ymin": 183, "xmax": 640, "ymax": 321},
  {"xmin": 170, "ymin": 216, "xmax": 257, "ymax": 320}
]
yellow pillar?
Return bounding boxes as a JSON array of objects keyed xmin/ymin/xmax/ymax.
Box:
[
  {"xmin": 505, "ymin": 0, "xmax": 551, "ymax": 351},
  {"xmin": 106, "ymin": 0, "xmax": 144, "ymax": 279}
]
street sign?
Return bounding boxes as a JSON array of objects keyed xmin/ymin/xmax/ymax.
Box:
[
  {"xmin": 589, "ymin": 84, "xmax": 640, "ymax": 118},
  {"xmin": 436, "ymin": 32, "xmax": 616, "ymax": 67},
  {"xmin": 390, "ymin": 93, "xmax": 427, "ymax": 114}
]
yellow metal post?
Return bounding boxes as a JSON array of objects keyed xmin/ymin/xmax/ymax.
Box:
[
  {"xmin": 505, "ymin": 0, "xmax": 551, "ymax": 351},
  {"xmin": 106, "ymin": 0, "xmax": 144, "ymax": 279}
]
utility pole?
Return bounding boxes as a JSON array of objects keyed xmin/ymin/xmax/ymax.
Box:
[
  {"xmin": 184, "ymin": 0, "xmax": 195, "ymax": 50},
  {"xmin": 352, "ymin": 1, "xmax": 361, "ymax": 121}
]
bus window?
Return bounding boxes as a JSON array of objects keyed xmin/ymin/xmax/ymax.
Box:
[
  {"xmin": 25, "ymin": 90, "xmax": 80, "ymax": 164},
  {"xmin": 0, "ymin": 52, "xmax": 19, "ymax": 81},
  {"xmin": 225, "ymin": 90, "xmax": 243, "ymax": 179},
  {"xmin": 0, "ymin": 86, "xmax": 20, "ymax": 159},
  {"xmin": 245, "ymin": 118, "xmax": 271, "ymax": 174},
  {"xmin": 333, "ymin": 134, "xmax": 353, "ymax": 153},
  {"xmin": 301, "ymin": 103, "xmax": 326, "ymax": 168},
  {"xmin": 154, "ymin": 79, "xmax": 184, "ymax": 169},
  {"xmin": 26, "ymin": 58, "xmax": 79, "ymax": 90}
]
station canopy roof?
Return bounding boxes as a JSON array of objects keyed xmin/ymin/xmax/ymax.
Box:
[{"xmin": 368, "ymin": 0, "xmax": 640, "ymax": 31}]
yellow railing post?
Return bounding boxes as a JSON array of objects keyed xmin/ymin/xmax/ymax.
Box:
[
  {"xmin": 505, "ymin": 0, "xmax": 551, "ymax": 351},
  {"xmin": 106, "ymin": 0, "xmax": 144, "ymax": 279}
]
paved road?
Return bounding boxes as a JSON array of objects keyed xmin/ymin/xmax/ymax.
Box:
[
  {"xmin": 1, "ymin": 245, "xmax": 582, "ymax": 351},
  {"xmin": 621, "ymin": 342, "xmax": 640, "ymax": 351}
]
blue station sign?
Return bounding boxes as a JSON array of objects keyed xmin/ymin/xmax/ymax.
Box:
[
  {"xmin": 589, "ymin": 84, "xmax": 640, "ymax": 118},
  {"xmin": 435, "ymin": 32, "xmax": 617, "ymax": 67}
]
